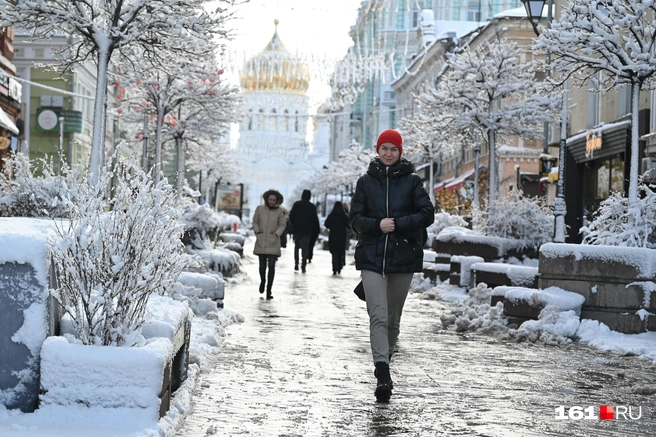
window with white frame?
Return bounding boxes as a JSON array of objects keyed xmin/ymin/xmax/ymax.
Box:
[{"xmin": 467, "ymin": 1, "xmax": 481, "ymax": 21}]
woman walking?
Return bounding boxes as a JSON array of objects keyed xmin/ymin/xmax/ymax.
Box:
[
  {"xmin": 324, "ymin": 201, "xmax": 350, "ymax": 275},
  {"xmin": 349, "ymin": 129, "xmax": 434, "ymax": 401},
  {"xmin": 252, "ymin": 189, "xmax": 287, "ymax": 300}
]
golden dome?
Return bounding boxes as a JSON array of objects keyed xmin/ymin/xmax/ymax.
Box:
[{"xmin": 240, "ymin": 20, "xmax": 310, "ymax": 94}]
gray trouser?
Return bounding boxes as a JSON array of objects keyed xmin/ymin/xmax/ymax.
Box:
[{"xmin": 361, "ymin": 270, "xmax": 413, "ymax": 365}]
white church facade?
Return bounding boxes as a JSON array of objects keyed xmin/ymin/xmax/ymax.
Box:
[{"xmin": 237, "ymin": 20, "xmax": 322, "ymax": 217}]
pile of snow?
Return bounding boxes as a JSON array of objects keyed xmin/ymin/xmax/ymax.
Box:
[{"xmin": 416, "ymin": 281, "xmax": 656, "ymax": 364}]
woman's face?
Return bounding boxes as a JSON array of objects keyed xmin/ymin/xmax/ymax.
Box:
[
  {"xmin": 378, "ymin": 142, "xmax": 401, "ymax": 166},
  {"xmin": 267, "ymin": 194, "xmax": 278, "ymax": 207}
]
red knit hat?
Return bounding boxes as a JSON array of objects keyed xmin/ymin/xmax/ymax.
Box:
[{"xmin": 376, "ymin": 129, "xmax": 403, "ymax": 155}]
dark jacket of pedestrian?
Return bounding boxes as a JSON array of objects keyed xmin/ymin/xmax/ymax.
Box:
[
  {"xmin": 325, "ymin": 201, "xmax": 349, "ymax": 256},
  {"xmin": 289, "ymin": 189, "xmax": 320, "ymax": 237},
  {"xmin": 349, "ymin": 157, "xmax": 434, "ymax": 274},
  {"xmin": 253, "ymin": 189, "xmax": 287, "ymax": 257},
  {"xmin": 324, "ymin": 201, "xmax": 350, "ymax": 274},
  {"xmin": 289, "ymin": 189, "xmax": 320, "ymax": 271}
]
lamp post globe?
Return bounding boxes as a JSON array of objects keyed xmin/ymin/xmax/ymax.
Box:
[{"xmin": 521, "ymin": 0, "xmax": 546, "ymax": 35}]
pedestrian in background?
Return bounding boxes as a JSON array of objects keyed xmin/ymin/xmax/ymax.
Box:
[
  {"xmin": 349, "ymin": 129, "xmax": 434, "ymax": 402},
  {"xmin": 289, "ymin": 189, "xmax": 320, "ymax": 273},
  {"xmin": 324, "ymin": 201, "xmax": 349, "ymax": 275},
  {"xmin": 252, "ymin": 189, "xmax": 287, "ymax": 300}
]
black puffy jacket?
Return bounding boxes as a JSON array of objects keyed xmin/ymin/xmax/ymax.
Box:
[{"xmin": 349, "ymin": 157, "xmax": 434, "ymax": 274}]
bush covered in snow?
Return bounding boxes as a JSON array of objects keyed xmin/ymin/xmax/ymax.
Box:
[
  {"xmin": 179, "ymin": 198, "xmax": 223, "ymax": 248},
  {"xmin": 0, "ymin": 153, "xmax": 84, "ymax": 218},
  {"xmin": 49, "ymin": 148, "xmax": 197, "ymax": 346},
  {"xmin": 473, "ymin": 192, "xmax": 553, "ymax": 250},
  {"xmin": 581, "ymin": 181, "xmax": 656, "ymax": 248},
  {"xmin": 426, "ymin": 212, "xmax": 468, "ymax": 247}
]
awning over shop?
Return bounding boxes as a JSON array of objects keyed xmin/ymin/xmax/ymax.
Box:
[
  {"xmin": 434, "ymin": 168, "xmax": 475, "ymax": 193},
  {"xmin": 0, "ymin": 107, "xmax": 19, "ymax": 135}
]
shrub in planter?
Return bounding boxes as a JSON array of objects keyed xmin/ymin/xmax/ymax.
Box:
[
  {"xmin": 49, "ymin": 147, "xmax": 197, "ymax": 346},
  {"xmin": 473, "ymin": 191, "xmax": 553, "ymax": 251}
]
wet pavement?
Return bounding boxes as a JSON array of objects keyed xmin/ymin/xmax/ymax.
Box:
[{"xmin": 177, "ymin": 239, "xmax": 656, "ymax": 436}]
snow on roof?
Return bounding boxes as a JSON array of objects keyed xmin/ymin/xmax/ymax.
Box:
[{"xmin": 566, "ymin": 119, "xmax": 632, "ymax": 145}]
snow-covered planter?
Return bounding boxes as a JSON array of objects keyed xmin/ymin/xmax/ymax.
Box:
[
  {"xmin": 0, "ymin": 218, "xmax": 61, "ymax": 412},
  {"xmin": 49, "ymin": 295, "xmax": 192, "ymax": 418},
  {"xmin": 434, "ymin": 227, "xmax": 538, "ymax": 261},
  {"xmin": 540, "ymin": 243, "xmax": 656, "ymax": 334},
  {"xmin": 191, "ymin": 247, "xmax": 241, "ymax": 277}
]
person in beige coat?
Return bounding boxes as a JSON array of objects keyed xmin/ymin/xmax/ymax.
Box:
[{"xmin": 252, "ymin": 188, "xmax": 287, "ymax": 299}]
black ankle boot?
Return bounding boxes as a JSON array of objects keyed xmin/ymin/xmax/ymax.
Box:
[
  {"xmin": 259, "ymin": 282, "xmax": 265, "ymax": 294},
  {"xmin": 374, "ymin": 362, "xmax": 392, "ymax": 401},
  {"xmin": 374, "ymin": 364, "xmax": 394, "ymax": 390}
]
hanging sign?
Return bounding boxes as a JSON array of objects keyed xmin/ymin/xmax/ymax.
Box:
[{"xmin": 585, "ymin": 131, "xmax": 602, "ymax": 159}]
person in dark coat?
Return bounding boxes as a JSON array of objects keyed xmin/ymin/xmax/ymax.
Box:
[
  {"xmin": 289, "ymin": 189, "xmax": 320, "ymax": 273},
  {"xmin": 324, "ymin": 201, "xmax": 349, "ymax": 275},
  {"xmin": 252, "ymin": 189, "xmax": 287, "ymax": 299},
  {"xmin": 349, "ymin": 129, "xmax": 434, "ymax": 401}
]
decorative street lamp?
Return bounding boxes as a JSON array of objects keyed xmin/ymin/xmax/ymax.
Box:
[
  {"xmin": 520, "ymin": 0, "xmax": 547, "ymax": 36},
  {"xmin": 520, "ymin": 0, "xmax": 568, "ymax": 242}
]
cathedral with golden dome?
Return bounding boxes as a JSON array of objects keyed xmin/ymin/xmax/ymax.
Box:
[{"xmin": 237, "ymin": 20, "xmax": 318, "ymax": 216}]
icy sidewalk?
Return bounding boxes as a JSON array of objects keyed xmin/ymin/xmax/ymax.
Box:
[{"xmin": 177, "ymin": 242, "xmax": 656, "ymax": 436}]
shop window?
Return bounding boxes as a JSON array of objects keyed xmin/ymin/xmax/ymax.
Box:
[
  {"xmin": 596, "ymin": 160, "xmax": 610, "ymax": 199},
  {"xmin": 610, "ymin": 157, "xmax": 625, "ymax": 194}
]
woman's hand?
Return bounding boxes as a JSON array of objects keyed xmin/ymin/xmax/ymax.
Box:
[{"xmin": 380, "ymin": 218, "xmax": 395, "ymax": 233}]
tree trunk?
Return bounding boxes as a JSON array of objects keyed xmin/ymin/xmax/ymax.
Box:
[
  {"xmin": 176, "ymin": 135, "xmax": 184, "ymax": 190},
  {"xmin": 89, "ymin": 47, "xmax": 111, "ymax": 185},
  {"xmin": 154, "ymin": 104, "xmax": 164, "ymax": 183},
  {"xmin": 628, "ymin": 80, "xmax": 641, "ymax": 205},
  {"xmin": 487, "ymin": 128, "xmax": 496, "ymax": 214}
]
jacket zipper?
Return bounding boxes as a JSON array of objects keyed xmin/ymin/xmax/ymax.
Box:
[{"xmin": 382, "ymin": 166, "xmax": 389, "ymax": 277}]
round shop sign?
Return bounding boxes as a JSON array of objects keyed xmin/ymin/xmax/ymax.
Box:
[{"xmin": 38, "ymin": 109, "xmax": 58, "ymax": 130}]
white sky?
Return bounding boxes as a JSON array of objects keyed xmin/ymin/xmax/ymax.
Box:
[{"xmin": 219, "ymin": 0, "xmax": 361, "ymax": 106}]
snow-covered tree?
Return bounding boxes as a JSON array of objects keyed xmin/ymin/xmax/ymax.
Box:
[
  {"xmin": 49, "ymin": 144, "xmax": 196, "ymax": 346},
  {"xmin": 308, "ymin": 142, "xmax": 375, "ymax": 197},
  {"xmin": 581, "ymin": 179, "xmax": 656, "ymax": 248},
  {"xmin": 399, "ymin": 105, "xmax": 464, "ymax": 203},
  {"xmin": 114, "ymin": 46, "xmax": 241, "ymax": 184},
  {"xmin": 417, "ymin": 41, "xmax": 557, "ymax": 212},
  {"xmin": 535, "ymin": 0, "xmax": 656, "ymax": 206},
  {"xmin": 0, "ymin": 0, "xmax": 235, "ymax": 184}
]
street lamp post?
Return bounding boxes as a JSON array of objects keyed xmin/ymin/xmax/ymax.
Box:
[
  {"xmin": 521, "ymin": 0, "xmax": 551, "ymax": 154},
  {"xmin": 520, "ymin": 0, "xmax": 568, "ymax": 242}
]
